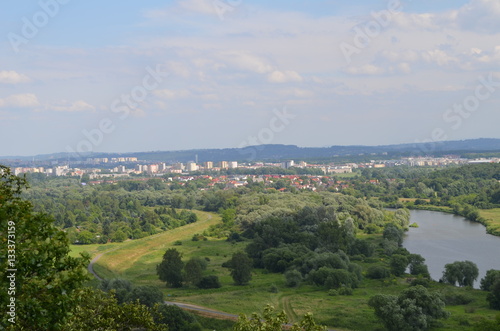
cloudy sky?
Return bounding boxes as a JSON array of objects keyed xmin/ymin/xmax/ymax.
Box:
[{"xmin": 1, "ymin": 0, "xmax": 500, "ymax": 156}]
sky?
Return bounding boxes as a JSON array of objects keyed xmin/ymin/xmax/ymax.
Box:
[{"xmin": 1, "ymin": 0, "xmax": 500, "ymax": 156}]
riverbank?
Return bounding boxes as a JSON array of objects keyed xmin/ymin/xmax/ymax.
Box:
[{"xmin": 396, "ymin": 201, "xmax": 500, "ymax": 236}]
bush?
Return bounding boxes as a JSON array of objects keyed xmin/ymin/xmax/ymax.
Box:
[
  {"xmin": 196, "ymin": 275, "xmax": 221, "ymax": 289},
  {"xmin": 284, "ymin": 269, "xmax": 303, "ymax": 288},
  {"xmin": 366, "ymin": 266, "xmax": 391, "ymax": 279},
  {"xmin": 410, "ymin": 278, "xmax": 430, "ymax": 288},
  {"xmin": 443, "ymin": 292, "xmax": 474, "ymax": 305},
  {"xmin": 338, "ymin": 286, "xmax": 353, "ymax": 296},
  {"xmin": 173, "ymin": 240, "xmax": 182, "ymax": 246},
  {"xmin": 268, "ymin": 284, "xmax": 279, "ymax": 293},
  {"xmin": 328, "ymin": 289, "xmax": 338, "ymax": 296}
]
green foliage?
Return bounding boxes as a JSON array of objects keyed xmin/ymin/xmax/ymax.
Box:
[
  {"xmin": 383, "ymin": 223, "xmax": 404, "ymax": 247},
  {"xmin": 99, "ymin": 278, "xmax": 133, "ymax": 304},
  {"xmin": 229, "ymin": 251, "xmax": 253, "ymax": 285},
  {"xmin": 481, "ymin": 269, "xmax": 500, "ymax": 291},
  {"xmin": 441, "ymin": 261, "xmax": 479, "ymax": 287},
  {"xmin": 157, "ymin": 248, "xmax": 184, "ymax": 287},
  {"xmin": 487, "ymin": 279, "xmax": 500, "ymax": 310},
  {"xmin": 184, "ymin": 257, "xmax": 207, "ymax": 286},
  {"xmin": 66, "ymin": 288, "xmax": 166, "ymax": 330},
  {"xmin": 368, "ymin": 285, "xmax": 450, "ymax": 331},
  {"xmin": 366, "ymin": 265, "xmax": 391, "ymax": 279},
  {"xmin": 408, "ymin": 254, "xmax": 430, "ymax": 277},
  {"xmin": 284, "ymin": 269, "xmax": 303, "ymax": 287},
  {"xmin": 390, "ymin": 254, "xmax": 409, "ymax": 277},
  {"xmin": 196, "ymin": 275, "xmax": 221, "ymax": 289},
  {"xmin": 232, "ymin": 305, "xmax": 326, "ymax": 331},
  {"xmin": 126, "ymin": 285, "xmax": 164, "ymax": 308},
  {"xmin": 473, "ymin": 313, "xmax": 500, "ymax": 331},
  {"xmin": 153, "ymin": 304, "xmax": 202, "ymax": 331},
  {"xmin": 0, "ymin": 166, "xmax": 90, "ymax": 330}
]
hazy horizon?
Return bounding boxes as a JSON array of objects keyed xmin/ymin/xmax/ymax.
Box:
[{"xmin": 2, "ymin": 0, "xmax": 500, "ymax": 156}]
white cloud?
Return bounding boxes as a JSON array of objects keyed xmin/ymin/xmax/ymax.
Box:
[
  {"xmin": 0, "ymin": 94, "xmax": 40, "ymax": 108},
  {"xmin": 47, "ymin": 100, "xmax": 96, "ymax": 112},
  {"xmin": 0, "ymin": 71, "xmax": 31, "ymax": 84},
  {"xmin": 345, "ymin": 64, "xmax": 385, "ymax": 76},
  {"xmin": 218, "ymin": 51, "xmax": 274, "ymax": 74},
  {"xmin": 268, "ymin": 70, "xmax": 303, "ymax": 83},
  {"xmin": 178, "ymin": 0, "xmax": 218, "ymax": 16},
  {"xmin": 153, "ymin": 89, "xmax": 191, "ymax": 99}
]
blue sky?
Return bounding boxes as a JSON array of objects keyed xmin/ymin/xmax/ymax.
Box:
[{"xmin": 1, "ymin": 0, "xmax": 499, "ymax": 156}]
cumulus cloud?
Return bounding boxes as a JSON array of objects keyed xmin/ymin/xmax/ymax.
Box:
[
  {"xmin": 0, "ymin": 71, "xmax": 31, "ymax": 84},
  {"xmin": 0, "ymin": 94, "xmax": 40, "ymax": 108},
  {"xmin": 268, "ymin": 70, "xmax": 303, "ymax": 83}
]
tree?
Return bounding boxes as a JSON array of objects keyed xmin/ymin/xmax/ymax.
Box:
[
  {"xmin": 408, "ymin": 254, "xmax": 430, "ymax": 277},
  {"xmin": 487, "ymin": 279, "xmax": 500, "ymax": 310},
  {"xmin": 481, "ymin": 269, "xmax": 500, "ymax": 291},
  {"xmin": 66, "ymin": 288, "xmax": 166, "ymax": 330},
  {"xmin": 229, "ymin": 252, "xmax": 253, "ymax": 285},
  {"xmin": 99, "ymin": 278, "xmax": 133, "ymax": 304},
  {"xmin": 390, "ymin": 254, "xmax": 409, "ymax": 277},
  {"xmin": 184, "ymin": 257, "xmax": 207, "ymax": 286},
  {"xmin": 233, "ymin": 305, "xmax": 326, "ymax": 331},
  {"xmin": 441, "ymin": 261, "xmax": 479, "ymax": 287},
  {"xmin": 153, "ymin": 304, "xmax": 202, "ymax": 331},
  {"xmin": 383, "ymin": 223, "xmax": 404, "ymax": 246},
  {"xmin": 126, "ymin": 285, "xmax": 164, "ymax": 308},
  {"xmin": 0, "ymin": 166, "xmax": 90, "ymax": 330},
  {"xmin": 157, "ymin": 248, "xmax": 184, "ymax": 287},
  {"xmin": 369, "ymin": 285, "xmax": 450, "ymax": 331}
]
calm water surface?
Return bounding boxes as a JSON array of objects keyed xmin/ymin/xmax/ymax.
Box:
[{"xmin": 403, "ymin": 209, "xmax": 500, "ymax": 288}]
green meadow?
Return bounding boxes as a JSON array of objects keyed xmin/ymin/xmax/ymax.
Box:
[{"xmin": 71, "ymin": 210, "xmax": 500, "ymax": 330}]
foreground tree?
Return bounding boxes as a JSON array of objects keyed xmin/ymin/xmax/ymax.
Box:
[
  {"xmin": 441, "ymin": 260, "xmax": 479, "ymax": 287},
  {"xmin": 157, "ymin": 248, "xmax": 184, "ymax": 287},
  {"xmin": 66, "ymin": 288, "xmax": 166, "ymax": 330},
  {"xmin": 0, "ymin": 166, "xmax": 90, "ymax": 329},
  {"xmin": 233, "ymin": 304, "xmax": 326, "ymax": 331},
  {"xmin": 229, "ymin": 251, "xmax": 253, "ymax": 285},
  {"xmin": 368, "ymin": 285, "xmax": 450, "ymax": 331}
]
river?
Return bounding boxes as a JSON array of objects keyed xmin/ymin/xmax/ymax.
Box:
[{"xmin": 402, "ymin": 209, "xmax": 500, "ymax": 288}]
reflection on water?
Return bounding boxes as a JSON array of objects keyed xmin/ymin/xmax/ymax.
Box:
[{"xmin": 402, "ymin": 209, "xmax": 500, "ymax": 288}]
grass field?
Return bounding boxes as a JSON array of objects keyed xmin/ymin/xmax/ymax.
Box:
[
  {"xmin": 71, "ymin": 209, "xmax": 500, "ymax": 330},
  {"xmin": 479, "ymin": 208, "xmax": 500, "ymax": 236}
]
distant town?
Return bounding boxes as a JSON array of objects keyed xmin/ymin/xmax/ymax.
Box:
[{"xmin": 5, "ymin": 155, "xmax": 500, "ymax": 182}]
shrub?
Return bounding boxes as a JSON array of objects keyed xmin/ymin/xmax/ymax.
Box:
[
  {"xmin": 196, "ymin": 275, "xmax": 221, "ymax": 289},
  {"xmin": 366, "ymin": 266, "xmax": 390, "ymax": 279},
  {"xmin": 338, "ymin": 286, "xmax": 353, "ymax": 296},
  {"xmin": 284, "ymin": 269, "xmax": 303, "ymax": 288}
]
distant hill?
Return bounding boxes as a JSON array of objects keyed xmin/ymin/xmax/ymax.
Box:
[{"xmin": 2, "ymin": 138, "xmax": 500, "ymax": 164}]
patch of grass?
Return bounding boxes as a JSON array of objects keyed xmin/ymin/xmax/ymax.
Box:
[{"xmin": 480, "ymin": 208, "xmax": 500, "ymax": 235}]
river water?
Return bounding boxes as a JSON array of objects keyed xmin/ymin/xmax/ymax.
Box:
[{"xmin": 402, "ymin": 209, "xmax": 500, "ymax": 288}]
